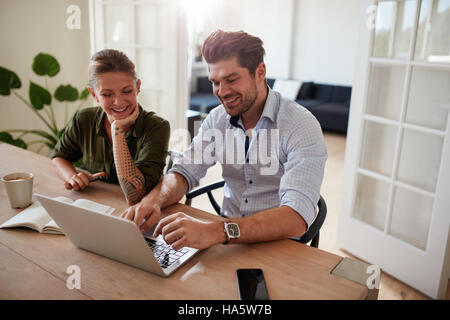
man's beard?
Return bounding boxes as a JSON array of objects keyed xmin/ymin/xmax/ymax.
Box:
[{"xmin": 222, "ymin": 82, "xmax": 258, "ymax": 117}]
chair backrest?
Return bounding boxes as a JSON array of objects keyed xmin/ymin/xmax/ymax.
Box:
[
  {"xmin": 297, "ymin": 195, "xmax": 327, "ymax": 247},
  {"xmin": 166, "ymin": 150, "xmax": 183, "ymax": 174},
  {"xmin": 185, "ymin": 177, "xmax": 327, "ymax": 248}
]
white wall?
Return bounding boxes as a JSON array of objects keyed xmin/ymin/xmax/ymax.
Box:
[
  {"xmin": 190, "ymin": 0, "xmax": 361, "ymax": 88},
  {"xmin": 0, "ymin": 0, "xmax": 91, "ymax": 154},
  {"xmin": 292, "ymin": 0, "xmax": 362, "ymax": 85},
  {"xmin": 189, "ymin": 0, "xmax": 295, "ymax": 80}
]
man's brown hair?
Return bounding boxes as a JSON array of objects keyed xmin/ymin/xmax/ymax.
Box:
[{"xmin": 201, "ymin": 30, "xmax": 265, "ymax": 75}]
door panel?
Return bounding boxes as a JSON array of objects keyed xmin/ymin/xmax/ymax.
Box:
[{"xmin": 338, "ymin": 0, "xmax": 450, "ymax": 299}]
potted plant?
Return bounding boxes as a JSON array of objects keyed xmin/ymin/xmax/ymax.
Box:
[{"xmin": 0, "ymin": 52, "xmax": 89, "ymax": 154}]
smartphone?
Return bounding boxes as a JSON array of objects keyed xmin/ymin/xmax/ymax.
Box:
[{"xmin": 236, "ymin": 268, "xmax": 269, "ymax": 300}]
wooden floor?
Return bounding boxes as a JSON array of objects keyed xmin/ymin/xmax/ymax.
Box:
[{"xmin": 190, "ymin": 132, "xmax": 450, "ymax": 300}]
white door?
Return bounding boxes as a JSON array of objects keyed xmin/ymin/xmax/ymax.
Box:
[
  {"xmin": 89, "ymin": 0, "xmax": 189, "ymax": 132},
  {"xmin": 338, "ymin": 0, "xmax": 450, "ymax": 299}
]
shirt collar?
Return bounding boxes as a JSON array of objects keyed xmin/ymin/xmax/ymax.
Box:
[
  {"xmin": 227, "ymin": 86, "xmax": 278, "ymax": 127},
  {"xmin": 260, "ymin": 87, "xmax": 277, "ymax": 123}
]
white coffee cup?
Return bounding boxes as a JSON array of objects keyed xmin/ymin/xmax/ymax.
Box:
[{"xmin": 1, "ymin": 172, "xmax": 34, "ymax": 208}]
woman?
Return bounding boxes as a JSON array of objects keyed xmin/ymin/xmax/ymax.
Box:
[{"xmin": 51, "ymin": 49, "xmax": 170, "ymax": 205}]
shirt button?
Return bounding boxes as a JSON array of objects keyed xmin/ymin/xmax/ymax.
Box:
[
  {"xmin": 245, "ymin": 199, "xmax": 248, "ymax": 203},
  {"xmin": 249, "ymin": 180, "xmax": 253, "ymax": 184}
]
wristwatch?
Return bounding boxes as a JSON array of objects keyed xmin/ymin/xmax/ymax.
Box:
[{"xmin": 223, "ymin": 222, "xmax": 240, "ymax": 244}]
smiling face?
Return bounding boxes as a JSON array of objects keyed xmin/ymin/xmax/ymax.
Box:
[
  {"xmin": 89, "ymin": 71, "xmax": 141, "ymax": 124},
  {"xmin": 208, "ymin": 56, "xmax": 265, "ymax": 118}
]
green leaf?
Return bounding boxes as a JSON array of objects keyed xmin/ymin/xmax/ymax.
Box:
[
  {"xmin": 28, "ymin": 129, "xmax": 58, "ymax": 145},
  {"xmin": 12, "ymin": 138, "xmax": 27, "ymax": 149},
  {"xmin": 54, "ymin": 84, "xmax": 78, "ymax": 102},
  {"xmin": 0, "ymin": 132, "xmax": 28, "ymax": 149},
  {"xmin": 32, "ymin": 53, "xmax": 60, "ymax": 77},
  {"xmin": 0, "ymin": 66, "xmax": 21, "ymax": 95},
  {"xmin": 0, "ymin": 131, "xmax": 14, "ymax": 143},
  {"xmin": 79, "ymin": 87, "xmax": 89, "ymax": 100},
  {"xmin": 29, "ymin": 81, "xmax": 51, "ymax": 110}
]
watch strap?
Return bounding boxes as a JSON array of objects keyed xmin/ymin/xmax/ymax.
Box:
[{"xmin": 223, "ymin": 222, "xmax": 230, "ymax": 244}]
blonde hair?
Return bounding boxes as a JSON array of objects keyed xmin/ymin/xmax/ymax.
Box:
[{"xmin": 89, "ymin": 49, "xmax": 137, "ymax": 88}]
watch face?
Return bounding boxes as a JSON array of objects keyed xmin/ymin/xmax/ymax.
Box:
[{"xmin": 227, "ymin": 223, "xmax": 240, "ymax": 238}]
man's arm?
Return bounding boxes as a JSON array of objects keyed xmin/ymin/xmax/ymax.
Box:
[
  {"xmin": 224, "ymin": 206, "xmax": 307, "ymax": 243},
  {"xmin": 153, "ymin": 205, "xmax": 307, "ymax": 251},
  {"xmin": 120, "ymin": 172, "xmax": 188, "ymax": 232}
]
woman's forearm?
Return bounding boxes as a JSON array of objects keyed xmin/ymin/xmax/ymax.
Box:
[
  {"xmin": 112, "ymin": 125, "xmax": 146, "ymax": 205},
  {"xmin": 52, "ymin": 157, "xmax": 78, "ymax": 182}
]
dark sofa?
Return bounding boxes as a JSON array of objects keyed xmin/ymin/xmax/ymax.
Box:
[
  {"xmin": 189, "ymin": 77, "xmax": 350, "ymax": 134},
  {"xmin": 189, "ymin": 77, "xmax": 276, "ymax": 114},
  {"xmin": 295, "ymin": 82, "xmax": 351, "ymax": 134}
]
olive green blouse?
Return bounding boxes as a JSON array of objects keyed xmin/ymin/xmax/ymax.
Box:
[{"xmin": 51, "ymin": 106, "xmax": 170, "ymax": 193}]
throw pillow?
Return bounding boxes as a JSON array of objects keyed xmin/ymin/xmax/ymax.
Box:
[{"xmin": 272, "ymin": 79, "xmax": 302, "ymax": 100}]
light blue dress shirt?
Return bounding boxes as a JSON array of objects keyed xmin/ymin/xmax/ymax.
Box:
[{"xmin": 169, "ymin": 88, "xmax": 327, "ymax": 230}]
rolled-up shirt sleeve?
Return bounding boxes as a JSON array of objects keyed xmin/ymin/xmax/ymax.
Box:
[
  {"xmin": 51, "ymin": 110, "xmax": 82, "ymax": 162},
  {"xmin": 135, "ymin": 120, "xmax": 170, "ymax": 193},
  {"xmin": 279, "ymin": 113, "xmax": 327, "ymax": 230},
  {"xmin": 169, "ymin": 112, "xmax": 217, "ymax": 192}
]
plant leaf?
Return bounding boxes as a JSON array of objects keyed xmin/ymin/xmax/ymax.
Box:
[
  {"xmin": 54, "ymin": 84, "xmax": 79, "ymax": 102},
  {"xmin": 0, "ymin": 66, "xmax": 21, "ymax": 95},
  {"xmin": 79, "ymin": 87, "xmax": 89, "ymax": 100},
  {"xmin": 45, "ymin": 142, "xmax": 55, "ymax": 149},
  {"xmin": 28, "ymin": 129, "xmax": 58, "ymax": 145},
  {"xmin": 29, "ymin": 81, "xmax": 52, "ymax": 110},
  {"xmin": 0, "ymin": 131, "xmax": 14, "ymax": 143},
  {"xmin": 32, "ymin": 53, "xmax": 60, "ymax": 77},
  {"xmin": 12, "ymin": 138, "xmax": 27, "ymax": 149},
  {"xmin": 0, "ymin": 132, "xmax": 28, "ymax": 149}
]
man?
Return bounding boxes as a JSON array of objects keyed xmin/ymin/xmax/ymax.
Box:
[{"xmin": 121, "ymin": 30, "xmax": 327, "ymax": 251}]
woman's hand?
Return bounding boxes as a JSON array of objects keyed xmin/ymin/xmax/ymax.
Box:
[
  {"xmin": 64, "ymin": 171, "xmax": 106, "ymax": 191},
  {"xmin": 111, "ymin": 105, "xmax": 140, "ymax": 132}
]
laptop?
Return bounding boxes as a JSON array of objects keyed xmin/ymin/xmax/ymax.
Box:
[{"xmin": 34, "ymin": 193, "xmax": 200, "ymax": 277}]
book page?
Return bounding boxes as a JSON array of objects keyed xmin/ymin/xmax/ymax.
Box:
[
  {"xmin": 52, "ymin": 196, "xmax": 75, "ymax": 204},
  {"xmin": 43, "ymin": 197, "xmax": 114, "ymax": 234},
  {"xmin": 72, "ymin": 199, "xmax": 115, "ymax": 215},
  {"xmin": 42, "ymin": 219, "xmax": 64, "ymax": 235},
  {"xmin": 0, "ymin": 201, "xmax": 52, "ymax": 232}
]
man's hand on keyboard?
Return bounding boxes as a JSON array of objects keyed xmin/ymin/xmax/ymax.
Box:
[
  {"xmin": 153, "ymin": 212, "xmax": 224, "ymax": 251},
  {"xmin": 120, "ymin": 198, "xmax": 161, "ymax": 233}
]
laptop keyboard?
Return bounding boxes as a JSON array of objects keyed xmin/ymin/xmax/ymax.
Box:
[{"xmin": 145, "ymin": 238, "xmax": 190, "ymax": 269}]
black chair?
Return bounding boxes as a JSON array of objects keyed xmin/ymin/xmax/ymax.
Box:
[
  {"xmin": 185, "ymin": 180, "xmax": 327, "ymax": 248},
  {"xmin": 166, "ymin": 150, "xmax": 327, "ymax": 248}
]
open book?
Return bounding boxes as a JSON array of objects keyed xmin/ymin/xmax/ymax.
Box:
[{"xmin": 0, "ymin": 196, "xmax": 115, "ymax": 235}]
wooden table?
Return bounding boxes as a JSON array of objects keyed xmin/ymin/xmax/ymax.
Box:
[{"xmin": 0, "ymin": 143, "xmax": 369, "ymax": 300}]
